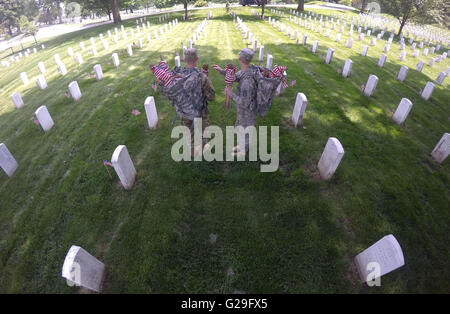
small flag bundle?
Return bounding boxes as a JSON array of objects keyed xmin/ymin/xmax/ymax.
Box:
[
  {"xmin": 150, "ymin": 63, "xmax": 174, "ymax": 87},
  {"xmin": 225, "ymin": 63, "xmax": 237, "ymax": 84},
  {"xmin": 224, "ymin": 63, "xmax": 237, "ymax": 108},
  {"xmin": 202, "ymin": 64, "xmax": 209, "ymax": 77},
  {"xmin": 132, "ymin": 109, "xmax": 141, "ymax": 116},
  {"xmin": 269, "ymin": 65, "xmax": 288, "ymax": 88}
]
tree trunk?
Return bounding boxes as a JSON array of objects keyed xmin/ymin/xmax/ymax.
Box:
[
  {"xmin": 110, "ymin": 0, "xmax": 121, "ymax": 24},
  {"xmin": 297, "ymin": 0, "xmax": 304, "ymax": 12},
  {"xmin": 361, "ymin": 0, "xmax": 368, "ymax": 12},
  {"xmin": 8, "ymin": 24, "xmax": 13, "ymax": 36},
  {"xmin": 262, "ymin": 2, "xmax": 265, "ymax": 18},
  {"xmin": 184, "ymin": 3, "xmax": 188, "ymax": 20},
  {"xmin": 33, "ymin": 34, "xmax": 37, "ymax": 44},
  {"xmin": 397, "ymin": 17, "xmax": 407, "ymax": 37}
]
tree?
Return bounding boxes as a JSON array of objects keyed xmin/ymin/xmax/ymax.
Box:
[
  {"xmin": 361, "ymin": 0, "xmax": 368, "ymax": 12},
  {"xmin": 179, "ymin": 0, "xmax": 194, "ymax": 20},
  {"xmin": 19, "ymin": 15, "xmax": 39, "ymax": 44},
  {"xmin": 379, "ymin": 0, "xmax": 439, "ymax": 36},
  {"xmin": 0, "ymin": 0, "xmax": 23, "ymax": 36},
  {"xmin": 297, "ymin": 0, "xmax": 304, "ymax": 12},
  {"xmin": 110, "ymin": 0, "xmax": 122, "ymax": 23}
]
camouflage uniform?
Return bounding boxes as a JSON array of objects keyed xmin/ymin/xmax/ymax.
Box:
[
  {"xmin": 220, "ymin": 65, "xmax": 261, "ymax": 151},
  {"xmin": 161, "ymin": 66, "xmax": 215, "ymax": 147}
]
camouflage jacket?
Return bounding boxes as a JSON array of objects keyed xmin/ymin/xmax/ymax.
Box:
[{"xmin": 161, "ymin": 67, "xmax": 215, "ymax": 120}]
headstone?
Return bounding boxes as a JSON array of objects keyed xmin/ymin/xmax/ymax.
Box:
[
  {"xmin": 413, "ymin": 50, "xmax": 419, "ymax": 58},
  {"xmin": 325, "ymin": 48, "xmax": 334, "ymax": 64},
  {"xmin": 420, "ymin": 82, "xmax": 434, "ymax": 101},
  {"xmin": 11, "ymin": 92, "xmax": 24, "ymax": 109},
  {"xmin": 378, "ymin": 54, "xmax": 387, "ymax": 67},
  {"xmin": 336, "ymin": 33, "xmax": 342, "ymax": 42},
  {"xmin": 266, "ymin": 54, "xmax": 273, "ymax": 69},
  {"xmin": 144, "ymin": 96, "xmax": 158, "ymax": 129},
  {"xmin": 428, "ymin": 58, "xmax": 434, "ymax": 67},
  {"xmin": 138, "ymin": 38, "xmax": 143, "ymax": 49},
  {"xmin": 342, "ymin": 59, "xmax": 352, "ymax": 78},
  {"xmin": 317, "ymin": 137, "xmax": 344, "ymax": 180},
  {"xmin": 423, "ymin": 48, "xmax": 428, "ymax": 56},
  {"xmin": 36, "ymin": 75, "xmax": 48, "ymax": 90},
  {"xmin": 38, "ymin": 62, "xmax": 46, "ymax": 74},
  {"xmin": 292, "ymin": 93, "xmax": 307, "ymax": 127},
  {"xmin": 127, "ymin": 45, "xmax": 133, "ymax": 56},
  {"xmin": 364, "ymin": 75, "xmax": 378, "ymax": 97},
  {"xmin": 354, "ymin": 235, "xmax": 404, "ymax": 284},
  {"xmin": 431, "ymin": 133, "xmax": 450, "ymax": 164},
  {"xmin": 93, "ymin": 64, "xmax": 103, "ymax": 81},
  {"xmin": 399, "ymin": 50, "xmax": 406, "ymax": 61},
  {"xmin": 54, "ymin": 54, "xmax": 61, "ymax": 64},
  {"xmin": 397, "ymin": 66, "xmax": 408, "ymax": 82},
  {"xmin": 392, "ymin": 98, "xmax": 413, "ymax": 125},
  {"xmin": 312, "ymin": 41, "xmax": 318, "ymax": 53},
  {"xmin": 75, "ymin": 53, "xmax": 83, "ymax": 65},
  {"xmin": 68, "ymin": 81, "xmax": 82, "ymax": 101},
  {"xmin": 111, "ymin": 145, "xmax": 136, "ymax": 190},
  {"xmin": 20, "ymin": 72, "xmax": 29, "ymax": 85},
  {"xmin": 347, "ymin": 37, "xmax": 353, "ymax": 48},
  {"xmin": 62, "ymin": 245, "xmax": 105, "ymax": 292},
  {"xmin": 416, "ymin": 60, "xmax": 424, "ymax": 72},
  {"xmin": 91, "ymin": 45, "xmax": 97, "ymax": 56},
  {"xmin": 79, "ymin": 42, "xmax": 85, "ymax": 51},
  {"xmin": 0, "ymin": 143, "xmax": 19, "ymax": 177},
  {"xmin": 68, "ymin": 47, "xmax": 74, "ymax": 57},
  {"xmin": 435, "ymin": 72, "xmax": 445, "ymax": 86},
  {"xmin": 35, "ymin": 106, "xmax": 54, "ymax": 131},
  {"xmin": 384, "ymin": 43, "xmax": 390, "ymax": 53},
  {"xmin": 361, "ymin": 45, "xmax": 369, "ymax": 57},
  {"xmin": 258, "ymin": 45, "xmax": 264, "ymax": 62},
  {"xmin": 302, "ymin": 34, "xmax": 308, "ymax": 46},
  {"xmin": 57, "ymin": 62, "xmax": 68, "ymax": 76}
]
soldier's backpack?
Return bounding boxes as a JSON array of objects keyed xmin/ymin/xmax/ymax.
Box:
[
  {"xmin": 160, "ymin": 68, "xmax": 206, "ymax": 121},
  {"xmin": 251, "ymin": 65, "xmax": 282, "ymax": 118}
]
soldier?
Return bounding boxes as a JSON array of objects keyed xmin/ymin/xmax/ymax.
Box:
[
  {"xmin": 212, "ymin": 48, "xmax": 260, "ymax": 155},
  {"xmin": 160, "ymin": 48, "xmax": 215, "ymax": 156}
]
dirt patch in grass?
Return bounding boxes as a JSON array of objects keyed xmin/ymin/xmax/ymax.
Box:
[{"xmin": 302, "ymin": 157, "xmax": 321, "ymax": 181}]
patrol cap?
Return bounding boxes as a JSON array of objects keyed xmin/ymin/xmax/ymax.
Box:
[
  {"xmin": 238, "ymin": 48, "xmax": 254, "ymax": 63},
  {"xmin": 184, "ymin": 48, "xmax": 198, "ymax": 63}
]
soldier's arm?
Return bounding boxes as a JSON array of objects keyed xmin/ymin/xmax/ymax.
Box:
[
  {"xmin": 230, "ymin": 77, "xmax": 254, "ymax": 107},
  {"xmin": 201, "ymin": 74, "xmax": 216, "ymax": 101}
]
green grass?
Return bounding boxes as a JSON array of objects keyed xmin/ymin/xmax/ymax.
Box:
[{"xmin": 0, "ymin": 7, "xmax": 449, "ymax": 293}]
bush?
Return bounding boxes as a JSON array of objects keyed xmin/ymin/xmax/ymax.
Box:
[{"xmin": 194, "ymin": 0, "xmax": 208, "ymax": 7}]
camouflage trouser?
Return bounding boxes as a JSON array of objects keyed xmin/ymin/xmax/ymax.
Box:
[
  {"xmin": 181, "ymin": 110, "xmax": 210, "ymax": 149},
  {"xmin": 235, "ymin": 103, "xmax": 257, "ymax": 152}
]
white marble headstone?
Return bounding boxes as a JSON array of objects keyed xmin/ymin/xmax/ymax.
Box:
[
  {"xmin": 62, "ymin": 245, "xmax": 105, "ymax": 292},
  {"xmin": 421, "ymin": 82, "xmax": 434, "ymax": 100},
  {"xmin": 20, "ymin": 72, "xmax": 29, "ymax": 85},
  {"xmin": 36, "ymin": 75, "xmax": 48, "ymax": 90},
  {"xmin": 93, "ymin": 64, "xmax": 103, "ymax": 81},
  {"xmin": 325, "ymin": 48, "xmax": 334, "ymax": 64},
  {"xmin": 112, "ymin": 53, "xmax": 120, "ymax": 68},
  {"xmin": 416, "ymin": 60, "xmax": 424, "ymax": 72},
  {"xmin": 75, "ymin": 53, "xmax": 83, "ymax": 65},
  {"xmin": 292, "ymin": 93, "xmax": 307, "ymax": 127},
  {"xmin": 127, "ymin": 45, "xmax": 133, "ymax": 56},
  {"xmin": 392, "ymin": 98, "xmax": 413, "ymax": 125},
  {"xmin": 342, "ymin": 59, "xmax": 352, "ymax": 78},
  {"xmin": 436, "ymin": 72, "xmax": 445, "ymax": 85},
  {"xmin": 35, "ymin": 105, "xmax": 54, "ymax": 131},
  {"xmin": 11, "ymin": 92, "xmax": 24, "ymax": 109},
  {"xmin": 378, "ymin": 54, "xmax": 387, "ymax": 67},
  {"xmin": 364, "ymin": 75, "xmax": 378, "ymax": 97},
  {"xmin": 68, "ymin": 81, "xmax": 82, "ymax": 101},
  {"xmin": 397, "ymin": 66, "xmax": 408, "ymax": 82},
  {"xmin": 38, "ymin": 62, "xmax": 46, "ymax": 74},
  {"xmin": 144, "ymin": 96, "xmax": 158, "ymax": 129},
  {"xmin": 318, "ymin": 137, "xmax": 344, "ymax": 180},
  {"xmin": 111, "ymin": 145, "xmax": 136, "ymax": 190},
  {"xmin": 354, "ymin": 234, "xmax": 404, "ymax": 283},
  {"xmin": 431, "ymin": 133, "xmax": 450, "ymax": 164},
  {"xmin": 266, "ymin": 54, "xmax": 273, "ymax": 69},
  {"xmin": 0, "ymin": 143, "xmax": 19, "ymax": 177}
]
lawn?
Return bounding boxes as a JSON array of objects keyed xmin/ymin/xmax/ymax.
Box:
[{"xmin": 0, "ymin": 7, "xmax": 449, "ymax": 293}]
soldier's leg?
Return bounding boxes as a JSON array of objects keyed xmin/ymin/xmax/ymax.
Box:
[
  {"xmin": 202, "ymin": 111, "xmax": 209, "ymax": 146},
  {"xmin": 181, "ymin": 116, "xmax": 195, "ymax": 156}
]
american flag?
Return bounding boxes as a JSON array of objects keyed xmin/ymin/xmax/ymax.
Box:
[
  {"xmin": 225, "ymin": 64, "xmax": 237, "ymax": 85},
  {"xmin": 269, "ymin": 65, "xmax": 288, "ymax": 88},
  {"xmin": 289, "ymin": 79, "xmax": 296, "ymax": 86},
  {"xmin": 103, "ymin": 160, "xmax": 113, "ymax": 167},
  {"xmin": 152, "ymin": 81, "xmax": 157, "ymax": 92},
  {"xmin": 132, "ymin": 109, "xmax": 141, "ymax": 116},
  {"xmin": 150, "ymin": 63, "xmax": 173, "ymax": 86}
]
